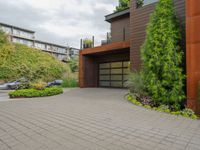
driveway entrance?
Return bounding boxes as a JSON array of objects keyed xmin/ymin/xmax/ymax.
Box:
[{"xmin": 0, "ymin": 88, "xmax": 199, "ymax": 150}]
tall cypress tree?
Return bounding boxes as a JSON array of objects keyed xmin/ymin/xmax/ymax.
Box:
[{"xmin": 141, "ymin": 0, "xmax": 185, "ymax": 107}]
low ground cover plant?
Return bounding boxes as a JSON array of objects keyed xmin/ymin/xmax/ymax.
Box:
[
  {"xmin": 126, "ymin": 94, "xmax": 198, "ymax": 119},
  {"xmin": 9, "ymin": 86, "xmax": 63, "ymax": 98}
]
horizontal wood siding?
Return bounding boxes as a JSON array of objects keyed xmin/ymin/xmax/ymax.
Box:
[
  {"xmin": 130, "ymin": 0, "xmax": 185, "ymax": 70},
  {"xmin": 111, "ymin": 16, "xmax": 130, "ymax": 42}
]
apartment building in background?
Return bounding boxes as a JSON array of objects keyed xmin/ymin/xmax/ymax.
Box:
[{"xmin": 0, "ymin": 22, "xmax": 79, "ymax": 61}]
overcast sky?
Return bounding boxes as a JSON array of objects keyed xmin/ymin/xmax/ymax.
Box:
[{"xmin": 0, "ymin": 0, "xmax": 118, "ymax": 48}]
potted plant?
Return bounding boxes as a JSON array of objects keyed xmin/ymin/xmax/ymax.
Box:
[{"xmin": 83, "ymin": 39, "xmax": 93, "ymax": 49}]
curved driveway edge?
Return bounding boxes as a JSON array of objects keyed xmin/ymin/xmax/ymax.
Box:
[{"xmin": 0, "ymin": 88, "xmax": 199, "ymax": 150}]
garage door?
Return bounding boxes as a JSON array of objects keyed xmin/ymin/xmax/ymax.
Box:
[{"xmin": 99, "ymin": 61, "xmax": 129, "ymax": 88}]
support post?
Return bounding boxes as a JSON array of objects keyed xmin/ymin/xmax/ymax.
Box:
[{"xmin": 92, "ymin": 36, "xmax": 95, "ymax": 48}]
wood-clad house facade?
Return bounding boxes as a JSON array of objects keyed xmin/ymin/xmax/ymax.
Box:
[{"xmin": 79, "ymin": 0, "xmax": 200, "ymax": 112}]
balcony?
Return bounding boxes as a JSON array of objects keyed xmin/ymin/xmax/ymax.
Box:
[{"xmin": 80, "ymin": 29, "xmax": 128, "ymax": 50}]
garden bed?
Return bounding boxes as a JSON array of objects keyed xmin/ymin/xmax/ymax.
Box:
[
  {"xmin": 9, "ymin": 86, "xmax": 63, "ymax": 98},
  {"xmin": 126, "ymin": 94, "xmax": 198, "ymax": 120}
]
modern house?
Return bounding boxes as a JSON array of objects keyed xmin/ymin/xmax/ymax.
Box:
[
  {"xmin": 0, "ymin": 22, "xmax": 79, "ymax": 61},
  {"xmin": 79, "ymin": 0, "xmax": 200, "ymax": 113}
]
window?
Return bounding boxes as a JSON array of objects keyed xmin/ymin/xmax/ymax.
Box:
[
  {"xmin": 13, "ymin": 37, "xmax": 20, "ymax": 43},
  {"xmin": 13, "ymin": 29, "xmax": 20, "ymax": 36},
  {"xmin": 13, "ymin": 29, "xmax": 34, "ymax": 39},
  {"xmin": 47, "ymin": 45, "xmax": 52, "ymax": 50},
  {"xmin": 57, "ymin": 47, "xmax": 66, "ymax": 54},
  {"xmin": 137, "ymin": 0, "xmax": 158, "ymax": 8},
  {"xmin": 35, "ymin": 43, "xmax": 46, "ymax": 49},
  {"xmin": 13, "ymin": 38, "xmax": 33, "ymax": 47},
  {"xmin": 0, "ymin": 26, "xmax": 12, "ymax": 34}
]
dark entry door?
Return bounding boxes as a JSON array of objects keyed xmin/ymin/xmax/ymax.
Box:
[{"xmin": 99, "ymin": 61, "xmax": 129, "ymax": 88}]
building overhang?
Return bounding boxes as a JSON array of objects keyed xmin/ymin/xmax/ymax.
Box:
[
  {"xmin": 80, "ymin": 41, "xmax": 130, "ymax": 56},
  {"xmin": 105, "ymin": 9, "xmax": 130, "ymax": 23}
]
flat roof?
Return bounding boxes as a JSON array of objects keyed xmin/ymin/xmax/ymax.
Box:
[
  {"xmin": 0, "ymin": 22, "xmax": 35, "ymax": 33},
  {"xmin": 105, "ymin": 8, "xmax": 130, "ymax": 23}
]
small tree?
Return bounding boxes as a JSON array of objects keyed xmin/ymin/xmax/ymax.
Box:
[
  {"xmin": 115, "ymin": 0, "xmax": 130, "ymax": 12},
  {"xmin": 115, "ymin": 0, "xmax": 144, "ymax": 11},
  {"xmin": 136, "ymin": 0, "xmax": 144, "ymax": 8},
  {"xmin": 141, "ymin": 0, "xmax": 185, "ymax": 107}
]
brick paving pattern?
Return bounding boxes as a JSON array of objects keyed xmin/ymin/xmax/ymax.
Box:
[{"xmin": 0, "ymin": 88, "xmax": 199, "ymax": 150}]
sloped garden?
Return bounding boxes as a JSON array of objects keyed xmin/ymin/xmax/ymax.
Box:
[{"xmin": 0, "ymin": 30, "xmax": 77, "ymax": 98}]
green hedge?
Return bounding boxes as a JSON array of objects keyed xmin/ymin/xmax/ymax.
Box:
[{"xmin": 9, "ymin": 87, "xmax": 63, "ymax": 98}]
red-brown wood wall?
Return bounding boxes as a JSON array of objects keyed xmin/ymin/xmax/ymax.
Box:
[{"xmin": 186, "ymin": 0, "xmax": 200, "ymax": 113}]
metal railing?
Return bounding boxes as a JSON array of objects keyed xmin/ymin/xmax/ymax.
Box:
[{"xmin": 80, "ymin": 28, "xmax": 127, "ymax": 50}]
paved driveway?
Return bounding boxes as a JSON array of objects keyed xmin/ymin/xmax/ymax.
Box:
[
  {"xmin": 0, "ymin": 90, "xmax": 10, "ymax": 101},
  {"xmin": 0, "ymin": 88, "xmax": 199, "ymax": 150}
]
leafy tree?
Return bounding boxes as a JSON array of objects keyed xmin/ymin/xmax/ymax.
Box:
[
  {"xmin": 141, "ymin": 0, "xmax": 185, "ymax": 107},
  {"xmin": 136, "ymin": 0, "xmax": 144, "ymax": 8},
  {"xmin": 115, "ymin": 0, "xmax": 130, "ymax": 12},
  {"xmin": 115, "ymin": 0, "xmax": 144, "ymax": 11}
]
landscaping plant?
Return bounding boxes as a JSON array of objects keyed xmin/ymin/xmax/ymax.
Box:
[
  {"xmin": 141, "ymin": 0, "xmax": 185, "ymax": 107},
  {"xmin": 126, "ymin": 94, "xmax": 198, "ymax": 119},
  {"xmin": 9, "ymin": 86, "xmax": 63, "ymax": 98},
  {"xmin": 83, "ymin": 39, "xmax": 93, "ymax": 49},
  {"xmin": 126, "ymin": 72, "xmax": 146, "ymax": 96},
  {"xmin": 61, "ymin": 77, "xmax": 78, "ymax": 88},
  {"xmin": 31, "ymin": 81, "xmax": 47, "ymax": 90}
]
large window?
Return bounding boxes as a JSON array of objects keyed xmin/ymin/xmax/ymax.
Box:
[
  {"xmin": 13, "ymin": 38, "xmax": 33, "ymax": 47},
  {"xmin": 137, "ymin": 0, "xmax": 158, "ymax": 8},
  {"xmin": 57, "ymin": 47, "xmax": 66, "ymax": 54},
  {"xmin": 13, "ymin": 29, "xmax": 34, "ymax": 39}
]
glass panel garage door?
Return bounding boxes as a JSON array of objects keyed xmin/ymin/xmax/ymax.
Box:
[{"xmin": 99, "ymin": 61, "xmax": 129, "ymax": 88}]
